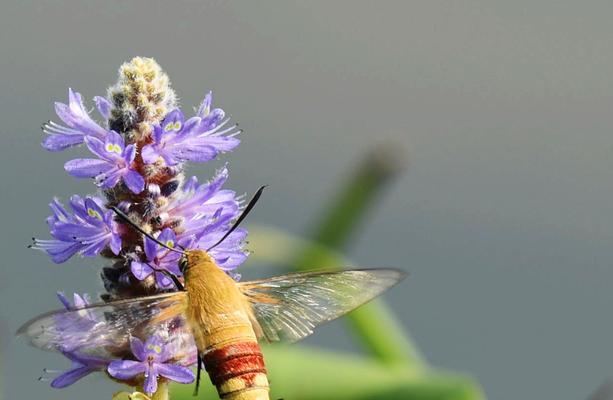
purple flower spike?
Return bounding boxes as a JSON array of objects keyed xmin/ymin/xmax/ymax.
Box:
[
  {"xmin": 130, "ymin": 228, "xmax": 183, "ymax": 289},
  {"xmin": 33, "ymin": 196, "xmax": 122, "ymax": 263},
  {"xmin": 108, "ymin": 336, "xmax": 194, "ymax": 395},
  {"xmin": 141, "ymin": 101, "xmax": 240, "ymax": 166},
  {"xmin": 42, "ymin": 88, "xmax": 110, "ymax": 152},
  {"xmin": 50, "ymin": 350, "xmax": 110, "ymax": 388},
  {"xmin": 64, "ymin": 131, "xmax": 145, "ymax": 194}
]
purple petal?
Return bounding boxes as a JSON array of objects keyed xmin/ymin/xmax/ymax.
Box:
[
  {"xmin": 64, "ymin": 159, "xmax": 111, "ymax": 178},
  {"xmin": 160, "ymin": 255, "xmax": 182, "ymax": 277},
  {"xmin": 106, "ymin": 131, "xmax": 125, "ymax": 150},
  {"xmin": 36, "ymin": 240, "xmax": 81, "ymax": 263},
  {"xmin": 61, "ymin": 350, "xmax": 107, "ymax": 367},
  {"xmin": 197, "ymin": 91, "xmax": 213, "ymax": 118},
  {"xmin": 144, "ymin": 236, "xmax": 158, "ymax": 262},
  {"xmin": 131, "ymin": 261, "xmax": 153, "ymax": 281},
  {"xmin": 56, "ymin": 292, "xmax": 71, "ymax": 309},
  {"xmin": 144, "ymin": 335, "xmax": 166, "ymax": 351},
  {"xmin": 197, "ymin": 135, "xmax": 240, "ymax": 152},
  {"xmin": 42, "ymin": 133, "xmax": 84, "ymax": 151},
  {"xmin": 50, "ymin": 223, "xmax": 100, "ymax": 241},
  {"xmin": 160, "ymin": 151, "xmax": 180, "ymax": 166},
  {"xmin": 141, "ymin": 144, "xmax": 160, "ymax": 164},
  {"xmin": 83, "ymin": 197, "xmax": 106, "ymax": 224},
  {"xmin": 109, "ymin": 233, "xmax": 122, "ymax": 255},
  {"xmin": 157, "ymin": 228, "xmax": 176, "ymax": 248},
  {"xmin": 84, "ymin": 136, "xmax": 109, "ymax": 160},
  {"xmin": 96, "ymin": 167, "xmax": 123, "ymax": 189},
  {"xmin": 130, "ymin": 336, "xmax": 146, "ymax": 361},
  {"xmin": 107, "ymin": 360, "xmax": 147, "ymax": 380},
  {"xmin": 162, "ymin": 109, "xmax": 184, "ymax": 132},
  {"xmin": 155, "ymin": 272, "xmax": 173, "ymax": 288},
  {"xmin": 171, "ymin": 143, "xmax": 218, "ymax": 163},
  {"xmin": 152, "ymin": 124, "xmax": 164, "ymax": 144},
  {"xmin": 143, "ymin": 364, "xmax": 159, "ymax": 395},
  {"xmin": 68, "ymin": 195, "xmax": 87, "ymax": 218},
  {"xmin": 200, "ymin": 108, "xmax": 225, "ymax": 131},
  {"xmin": 54, "ymin": 102, "xmax": 75, "ymax": 127},
  {"xmin": 123, "ymin": 169, "xmax": 145, "ymax": 194},
  {"xmin": 183, "ymin": 176, "xmax": 199, "ymax": 192},
  {"xmin": 123, "ymin": 144, "xmax": 137, "ymax": 164},
  {"xmin": 50, "ymin": 90, "xmax": 108, "ymax": 143},
  {"xmin": 180, "ymin": 117, "xmax": 202, "ymax": 136},
  {"xmin": 51, "ymin": 366, "xmax": 94, "ymax": 388},
  {"xmin": 67, "ymin": 88, "xmax": 82, "ymax": 116},
  {"xmin": 157, "ymin": 363, "xmax": 195, "ymax": 384},
  {"xmin": 72, "ymin": 293, "xmax": 89, "ymax": 309},
  {"xmin": 49, "ymin": 198, "xmax": 71, "ymax": 222},
  {"xmin": 94, "ymin": 96, "xmax": 111, "ymax": 119},
  {"xmin": 80, "ymin": 238, "xmax": 108, "ymax": 257}
]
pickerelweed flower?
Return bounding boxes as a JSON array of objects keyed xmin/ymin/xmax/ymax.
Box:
[
  {"xmin": 32, "ymin": 196, "xmax": 121, "ymax": 263},
  {"xmin": 141, "ymin": 105, "xmax": 240, "ymax": 166},
  {"xmin": 42, "ymin": 88, "xmax": 111, "ymax": 151},
  {"xmin": 108, "ymin": 336, "xmax": 195, "ymax": 395},
  {"xmin": 51, "ymin": 349, "xmax": 111, "ymax": 388},
  {"xmin": 130, "ymin": 228, "xmax": 183, "ymax": 289},
  {"xmin": 65, "ymin": 130, "xmax": 145, "ymax": 193},
  {"xmin": 30, "ymin": 57, "xmax": 249, "ymax": 398}
]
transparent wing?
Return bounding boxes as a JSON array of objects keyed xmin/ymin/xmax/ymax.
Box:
[
  {"xmin": 239, "ymin": 269, "xmax": 406, "ymax": 343},
  {"xmin": 16, "ymin": 292, "xmax": 194, "ymax": 362}
]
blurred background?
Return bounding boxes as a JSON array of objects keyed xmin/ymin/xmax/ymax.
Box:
[{"xmin": 2, "ymin": 1, "xmax": 613, "ymax": 399}]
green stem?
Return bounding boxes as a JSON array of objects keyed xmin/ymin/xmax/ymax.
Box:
[
  {"xmin": 287, "ymin": 145, "xmax": 423, "ymax": 367},
  {"xmin": 151, "ymin": 382, "xmax": 169, "ymax": 400},
  {"xmin": 302, "ymin": 144, "xmax": 407, "ymax": 250}
]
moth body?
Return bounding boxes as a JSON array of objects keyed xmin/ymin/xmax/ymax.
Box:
[{"xmin": 184, "ymin": 250, "xmax": 269, "ymax": 400}]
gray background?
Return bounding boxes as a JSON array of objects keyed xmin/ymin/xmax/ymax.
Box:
[{"xmin": 2, "ymin": 1, "xmax": 613, "ymax": 399}]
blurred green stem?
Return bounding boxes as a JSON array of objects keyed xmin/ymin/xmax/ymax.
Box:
[{"xmin": 287, "ymin": 145, "xmax": 424, "ymax": 367}]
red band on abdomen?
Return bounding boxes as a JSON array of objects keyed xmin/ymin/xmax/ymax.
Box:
[{"xmin": 203, "ymin": 341, "xmax": 267, "ymax": 387}]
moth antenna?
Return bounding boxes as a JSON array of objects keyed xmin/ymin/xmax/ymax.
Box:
[
  {"xmin": 110, "ymin": 206, "xmax": 184, "ymax": 255},
  {"xmin": 207, "ymin": 185, "xmax": 267, "ymax": 251}
]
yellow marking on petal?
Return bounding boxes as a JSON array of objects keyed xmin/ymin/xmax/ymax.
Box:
[
  {"xmin": 87, "ymin": 208, "xmax": 102, "ymax": 220},
  {"xmin": 164, "ymin": 122, "xmax": 174, "ymax": 132},
  {"xmin": 173, "ymin": 121, "xmax": 182, "ymax": 131},
  {"xmin": 165, "ymin": 240, "xmax": 174, "ymax": 248},
  {"xmin": 106, "ymin": 143, "xmax": 122, "ymax": 154},
  {"xmin": 146, "ymin": 344, "xmax": 163, "ymax": 353}
]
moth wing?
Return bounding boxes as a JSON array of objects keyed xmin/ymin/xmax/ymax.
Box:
[
  {"xmin": 239, "ymin": 269, "xmax": 406, "ymax": 343},
  {"xmin": 16, "ymin": 292, "xmax": 194, "ymax": 361}
]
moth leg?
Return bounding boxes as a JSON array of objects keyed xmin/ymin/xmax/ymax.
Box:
[{"xmin": 193, "ymin": 352, "xmax": 203, "ymax": 397}]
